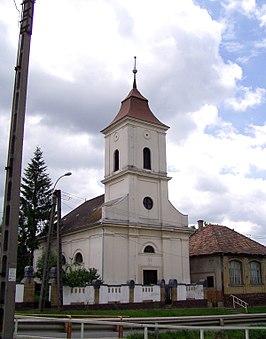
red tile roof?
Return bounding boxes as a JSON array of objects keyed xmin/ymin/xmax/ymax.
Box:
[
  {"xmin": 189, "ymin": 224, "xmax": 266, "ymax": 257},
  {"xmin": 105, "ymin": 86, "xmax": 168, "ymax": 129}
]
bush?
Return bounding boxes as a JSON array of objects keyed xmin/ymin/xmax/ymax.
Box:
[{"xmin": 63, "ymin": 264, "xmax": 101, "ymax": 288}]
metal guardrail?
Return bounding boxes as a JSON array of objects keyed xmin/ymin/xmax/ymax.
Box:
[{"xmin": 14, "ymin": 314, "xmax": 266, "ymax": 339}]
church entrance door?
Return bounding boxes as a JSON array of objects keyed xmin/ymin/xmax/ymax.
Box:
[{"xmin": 143, "ymin": 270, "xmax": 157, "ymax": 285}]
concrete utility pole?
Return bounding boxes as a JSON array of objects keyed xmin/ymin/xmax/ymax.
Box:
[
  {"xmin": 0, "ymin": 1, "xmax": 35, "ymax": 338},
  {"xmin": 39, "ymin": 172, "xmax": 71, "ymax": 312}
]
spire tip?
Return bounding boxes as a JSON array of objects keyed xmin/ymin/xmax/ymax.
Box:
[{"xmin": 132, "ymin": 56, "xmax": 137, "ymax": 88}]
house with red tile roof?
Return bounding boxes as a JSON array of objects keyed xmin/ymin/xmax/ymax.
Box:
[{"xmin": 190, "ymin": 220, "xmax": 266, "ymax": 307}]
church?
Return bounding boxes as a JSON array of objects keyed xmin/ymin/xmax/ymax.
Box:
[{"xmin": 40, "ymin": 64, "xmax": 192, "ymax": 286}]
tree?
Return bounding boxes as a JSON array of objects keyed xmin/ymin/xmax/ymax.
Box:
[
  {"xmin": 63, "ymin": 262, "xmax": 101, "ymax": 288},
  {"xmin": 18, "ymin": 147, "xmax": 52, "ymax": 279},
  {"xmin": 35, "ymin": 251, "xmax": 57, "ymax": 280}
]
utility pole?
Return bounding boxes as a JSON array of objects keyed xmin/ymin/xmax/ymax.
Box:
[
  {"xmin": 38, "ymin": 172, "xmax": 71, "ymax": 312},
  {"xmin": 55, "ymin": 190, "xmax": 63, "ymax": 311},
  {"xmin": 0, "ymin": 1, "xmax": 35, "ymax": 338},
  {"xmin": 38, "ymin": 192, "xmax": 57, "ymax": 311},
  {"xmin": 38, "ymin": 190, "xmax": 64, "ymax": 312}
]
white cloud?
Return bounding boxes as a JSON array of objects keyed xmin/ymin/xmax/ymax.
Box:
[
  {"xmin": 226, "ymin": 86, "xmax": 266, "ymax": 111},
  {"xmin": 222, "ymin": 0, "xmax": 256, "ymax": 16},
  {"xmin": 255, "ymin": 4, "xmax": 266, "ymax": 27},
  {"xmin": 1, "ymin": 0, "xmax": 266, "ymax": 245},
  {"xmin": 168, "ymin": 109, "xmax": 266, "ymax": 242}
]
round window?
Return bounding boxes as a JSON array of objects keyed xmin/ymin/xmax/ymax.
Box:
[{"xmin": 143, "ymin": 196, "xmax": 153, "ymax": 210}]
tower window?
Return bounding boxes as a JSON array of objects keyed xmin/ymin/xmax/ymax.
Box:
[
  {"xmin": 143, "ymin": 147, "xmax": 151, "ymax": 170},
  {"xmin": 144, "ymin": 245, "xmax": 155, "ymax": 253},
  {"xmin": 114, "ymin": 149, "xmax": 119, "ymax": 171},
  {"xmin": 143, "ymin": 196, "xmax": 153, "ymax": 210}
]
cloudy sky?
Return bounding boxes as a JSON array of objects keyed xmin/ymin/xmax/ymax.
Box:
[{"xmin": 1, "ymin": 0, "xmax": 266, "ymax": 244}]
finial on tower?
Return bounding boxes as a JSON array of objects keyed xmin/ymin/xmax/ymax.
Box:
[{"xmin": 132, "ymin": 56, "xmax": 137, "ymax": 89}]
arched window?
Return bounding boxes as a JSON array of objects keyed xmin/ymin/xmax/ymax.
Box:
[
  {"xmin": 143, "ymin": 147, "xmax": 151, "ymax": 170},
  {"xmin": 144, "ymin": 245, "xmax": 155, "ymax": 253},
  {"xmin": 74, "ymin": 252, "xmax": 83, "ymax": 264},
  {"xmin": 250, "ymin": 261, "xmax": 262, "ymax": 284},
  {"xmin": 114, "ymin": 149, "xmax": 119, "ymax": 171},
  {"xmin": 229, "ymin": 260, "xmax": 242, "ymax": 285},
  {"xmin": 62, "ymin": 255, "xmax": 66, "ymax": 266}
]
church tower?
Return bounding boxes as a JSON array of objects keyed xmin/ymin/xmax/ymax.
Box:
[{"xmin": 100, "ymin": 59, "xmax": 191, "ymax": 285}]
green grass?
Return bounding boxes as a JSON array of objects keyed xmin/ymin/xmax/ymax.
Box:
[
  {"xmin": 16, "ymin": 306, "xmax": 266, "ymax": 317},
  {"xmin": 127, "ymin": 329, "xmax": 266, "ymax": 339}
]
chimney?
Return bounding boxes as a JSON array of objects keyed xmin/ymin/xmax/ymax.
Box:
[{"xmin": 197, "ymin": 220, "xmax": 204, "ymax": 231}]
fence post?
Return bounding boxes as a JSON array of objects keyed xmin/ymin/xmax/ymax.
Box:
[
  {"xmin": 127, "ymin": 280, "xmax": 135, "ymax": 303},
  {"xmin": 144, "ymin": 326, "xmax": 148, "ymax": 339},
  {"xmin": 169, "ymin": 279, "xmax": 177, "ymax": 302},
  {"xmin": 21, "ymin": 266, "xmax": 35, "ymax": 304},
  {"xmin": 92, "ymin": 279, "xmax": 101, "ymax": 304},
  {"xmin": 159, "ymin": 279, "xmax": 165, "ymax": 303}
]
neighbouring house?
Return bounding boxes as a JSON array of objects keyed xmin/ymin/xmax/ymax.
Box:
[
  {"xmin": 190, "ymin": 220, "xmax": 266, "ymax": 307},
  {"xmin": 35, "ymin": 68, "xmax": 192, "ymax": 287}
]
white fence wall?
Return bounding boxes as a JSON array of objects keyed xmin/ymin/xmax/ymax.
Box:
[
  {"xmin": 99, "ymin": 285, "xmax": 130, "ymax": 304},
  {"xmin": 134, "ymin": 285, "xmax": 161, "ymax": 302},
  {"xmin": 186, "ymin": 284, "xmax": 204, "ymax": 300},
  {"xmin": 15, "ymin": 281, "xmax": 204, "ymax": 305},
  {"xmin": 15, "ymin": 284, "xmax": 24, "ymax": 303},
  {"xmin": 62, "ymin": 283, "xmax": 203, "ymax": 305}
]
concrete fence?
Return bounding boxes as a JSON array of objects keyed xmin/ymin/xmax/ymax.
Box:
[{"xmin": 15, "ymin": 266, "xmax": 204, "ymax": 307}]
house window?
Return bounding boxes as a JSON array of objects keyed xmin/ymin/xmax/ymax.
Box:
[
  {"xmin": 143, "ymin": 147, "xmax": 151, "ymax": 170},
  {"xmin": 206, "ymin": 276, "xmax": 214, "ymax": 288},
  {"xmin": 250, "ymin": 261, "xmax": 262, "ymax": 284},
  {"xmin": 144, "ymin": 245, "xmax": 155, "ymax": 253},
  {"xmin": 229, "ymin": 260, "xmax": 243, "ymax": 285},
  {"xmin": 74, "ymin": 252, "xmax": 83, "ymax": 264},
  {"xmin": 114, "ymin": 149, "xmax": 119, "ymax": 171}
]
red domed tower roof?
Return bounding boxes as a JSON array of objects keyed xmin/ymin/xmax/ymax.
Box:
[{"xmin": 103, "ymin": 57, "xmax": 168, "ymax": 131}]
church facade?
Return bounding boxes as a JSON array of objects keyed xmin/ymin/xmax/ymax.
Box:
[{"xmin": 37, "ymin": 70, "xmax": 192, "ymax": 286}]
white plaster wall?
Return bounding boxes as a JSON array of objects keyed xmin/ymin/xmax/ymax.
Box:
[
  {"xmin": 15, "ymin": 284, "xmax": 24, "ymax": 303},
  {"xmin": 61, "ymin": 229, "xmax": 103, "ymax": 268},
  {"xmin": 63, "ymin": 286, "xmax": 95, "ymax": 305},
  {"xmin": 102, "ymin": 227, "xmax": 129, "ymax": 284}
]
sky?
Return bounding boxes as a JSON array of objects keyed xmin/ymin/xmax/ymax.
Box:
[{"xmin": 1, "ymin": 0, "xmax": 266, "ymax": 244}]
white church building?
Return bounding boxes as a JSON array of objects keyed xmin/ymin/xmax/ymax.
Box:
[{"xmin": 37, "ymin": 67, "xmax": 192, "ymax": 286}]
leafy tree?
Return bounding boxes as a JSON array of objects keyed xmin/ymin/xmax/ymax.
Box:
[
  {"xmin": 63, "ymin": 262, "xmax": 101, "ymax": 288},
  {"xmin": 35, "ymin": 251, "xmax": 57, "ymax": 280},
  {"xmin": 18, "ymin": 147, "xmax": 52, "ymax": 279}
]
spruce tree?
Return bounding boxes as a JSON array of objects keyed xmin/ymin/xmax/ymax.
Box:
[{"xmin": 18, "ymin": 147, "xmax": 52, "ymax": 278}]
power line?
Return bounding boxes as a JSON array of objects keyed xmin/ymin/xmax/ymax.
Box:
[
  {"xmin": 12, "ymin": 0, "xmax": 20, "ymax": 13},
  {"xmin": 61, "ymin": 191, "xmax": 86, "ymax": 202}
]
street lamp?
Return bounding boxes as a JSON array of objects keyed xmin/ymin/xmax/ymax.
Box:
[
  {"xmin": 39, "ymin": 171, "xmax": 72, "ymax": 311},
  {"xmin": 53, "ymin": 172, "xmax": 72, "ymax": 191}
]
